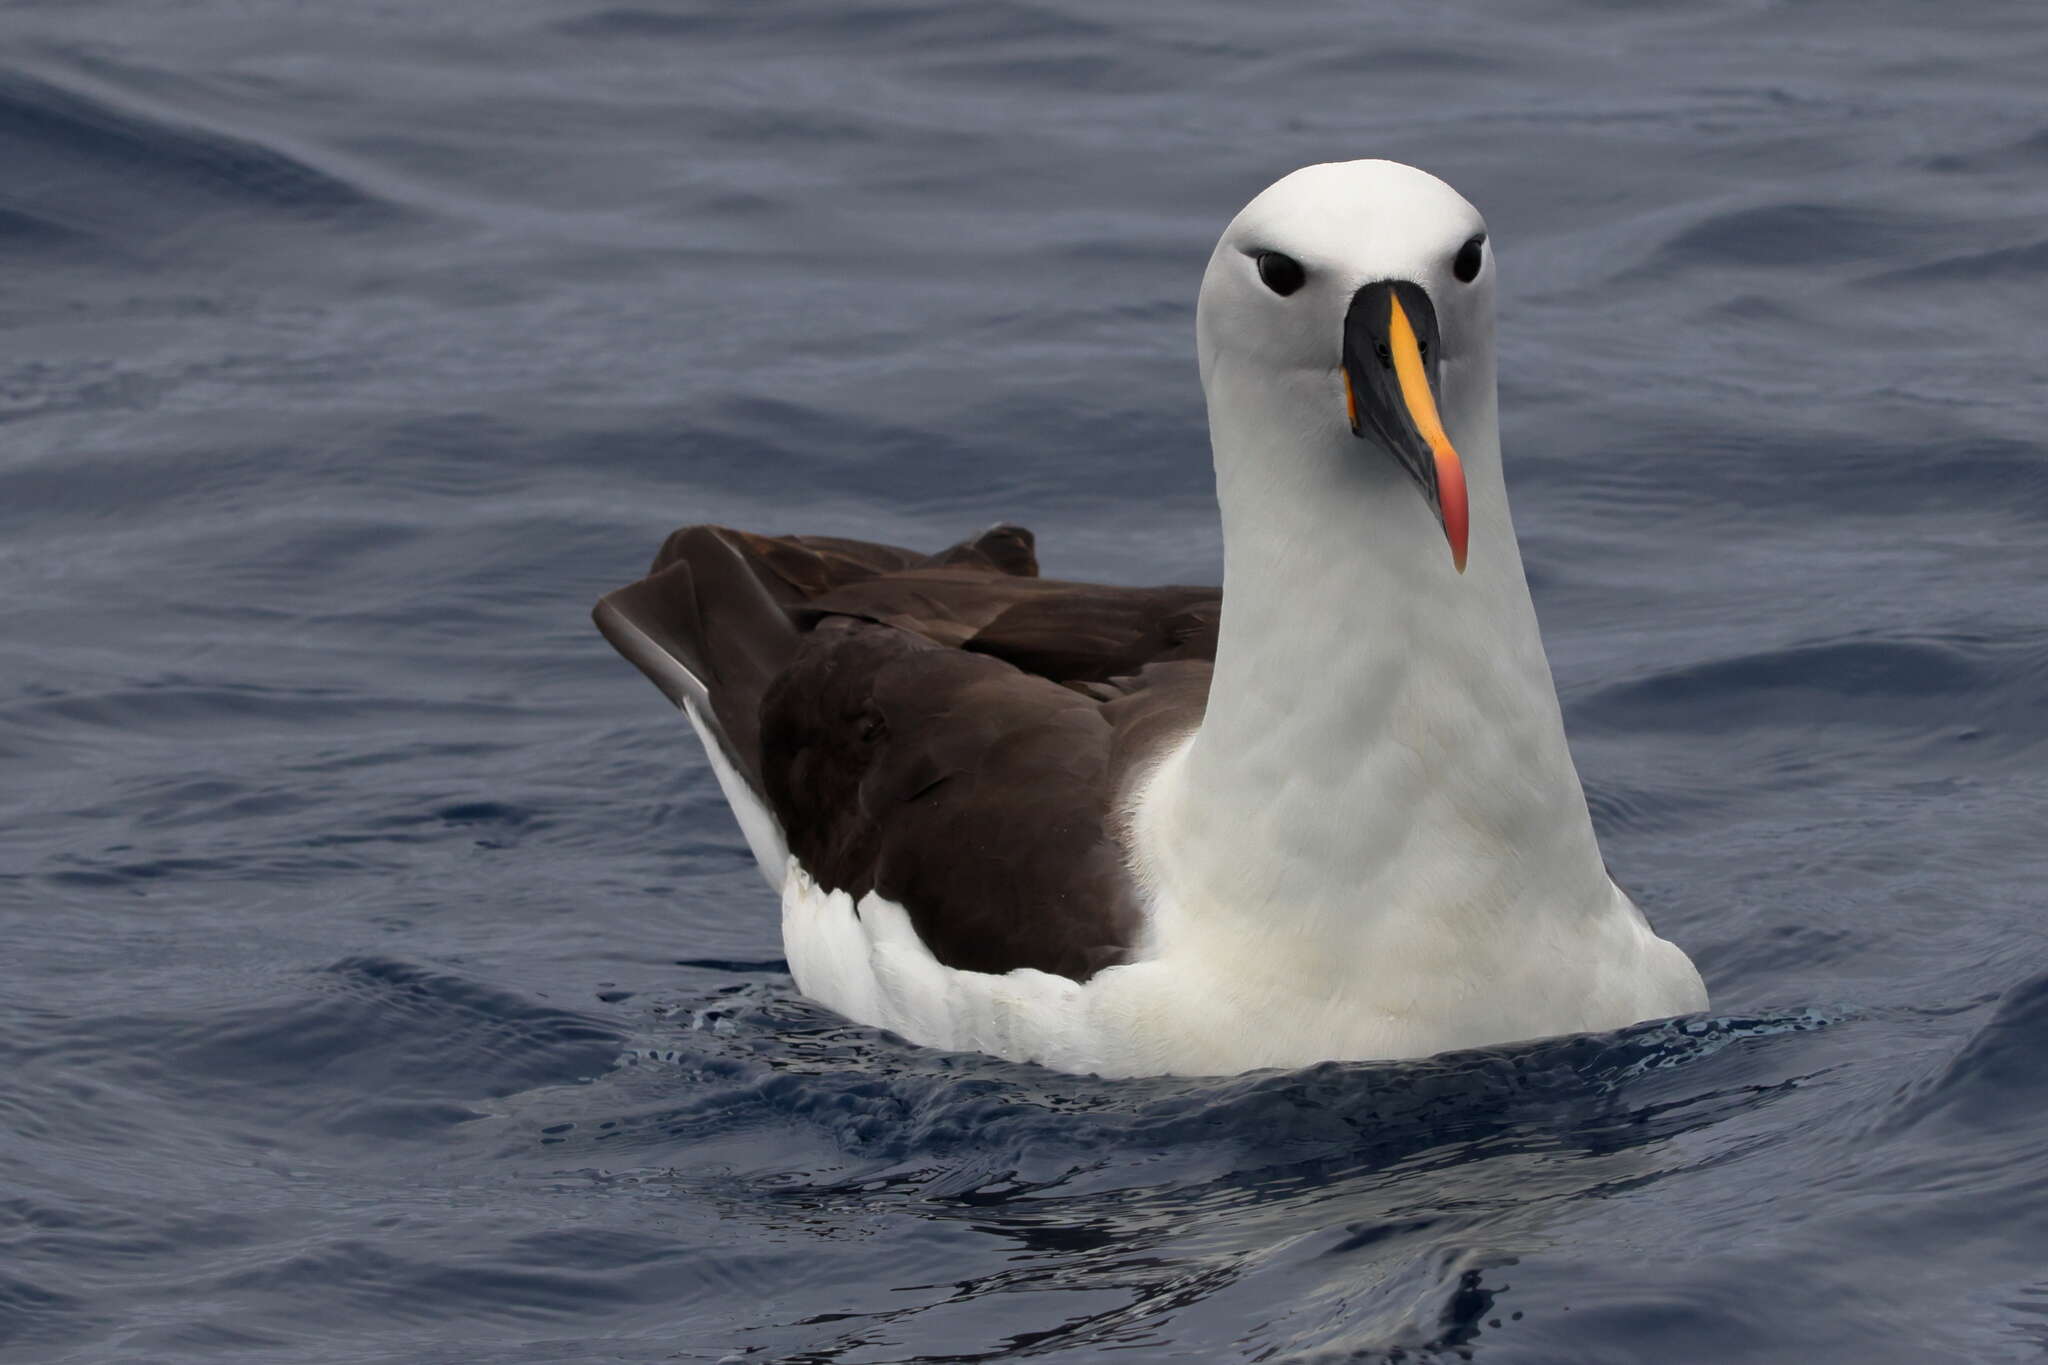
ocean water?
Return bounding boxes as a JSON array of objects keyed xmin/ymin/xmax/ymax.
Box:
[{"xmin": 3, "ymin": 1, "xmax": 2046, "ymax": 1360}]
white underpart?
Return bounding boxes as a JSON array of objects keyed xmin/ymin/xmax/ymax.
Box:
[
  {"xmin": 716, "ymin": 161, "xmax": 1703, "ymax": 1076},
  {"xmin": 781, "ymin": 864, "xmax": 1097, "ymax": 1069},
  {"xmin": 682, "ymin": 700, "xmax": 787, "ymax": 893}
]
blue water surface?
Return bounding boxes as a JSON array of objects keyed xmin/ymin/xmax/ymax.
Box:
[{"xmin": 3, "ymin": 1, "xmax": 2046, "ymax": 1360}]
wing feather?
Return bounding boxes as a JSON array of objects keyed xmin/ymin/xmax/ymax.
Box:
[{"xmin": 594, "ymin": 522, "xmax": 1214, "ymax": 982}]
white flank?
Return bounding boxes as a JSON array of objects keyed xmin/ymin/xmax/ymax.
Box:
[{"xmin": 682, "ymin": 700, "xmax": 787, "ymax": 893}]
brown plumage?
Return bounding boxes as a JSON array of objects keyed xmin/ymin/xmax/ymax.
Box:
[{"xmin": 593, "ymin": 524, "xmax": 1215, "ymax": 982}]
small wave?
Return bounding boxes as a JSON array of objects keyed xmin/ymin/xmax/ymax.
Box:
[
  {"xmin": 0, "ymin": 679, "xmax": 530, "ymax": 744},
  {"xmin": 1863, "ymin": 238, "xmax": 2048, "ymax": 288},
  {"xmin": 1893, "ymin": 969, "xmax": 2048, "ymax": 1134},
  {"xmin": 553, "ymin": 1, "xmax": 1109, "ymax": 49},
  {"xmin": 0, "ymin": 1270, "xmax": 89, "ymax": 1351},
  {"xmin": 1921, "ymin": 127, "xmax": 2048, "ymax": 175},
  {"xmin": 34, "ymin": 958, "xmax": 623, "ymax": 1137},
  {"xmin": 0, "ymin": 204, "xmax": 96, "ymax": 252},
  {"xmin": 1649, "ymin": 202, "xmax": 1932, "ymax": 271},
  {"xmin": 213, "ymin": 1238, "xmax": 645, "ymax": 1326},
  {"xmin": 1573, "ymin": 632, "xmax": 2048, "ymax": 741},
  {"xmin": 1582, "ymin": 778, "xmax": 1722, "ymax": 835},
  {"xmin": 0, "ymin": 68, "xmax": 397, "ymax": 252}
]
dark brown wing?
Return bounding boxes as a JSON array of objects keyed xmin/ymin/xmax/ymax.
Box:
[
  {"xmin": 966, "ymin": 586, "xmax": 1219, "ymax": 683},
  {"xmin": 593, "ymin": 523, "xmax": 1217, "ymax": 981}
]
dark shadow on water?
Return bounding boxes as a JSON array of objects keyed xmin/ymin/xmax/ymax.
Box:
[{"xmin": 515, "ymin": 982, "xmax": 1835, "ymax": 1359}]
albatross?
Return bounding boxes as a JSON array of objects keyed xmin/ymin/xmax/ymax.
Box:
[{"xmin": 594, "ymin": 159, "xmax": 1708, "ymax": 1077}]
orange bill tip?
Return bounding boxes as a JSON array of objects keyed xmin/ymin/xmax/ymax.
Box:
[
  {"xmin": 1440, "ymin": 444, "xmax": 1469, "ymax": 573},
  {"xmin": 1386, "ymin": 294, "xmax": 1471, "ymax": 573}
]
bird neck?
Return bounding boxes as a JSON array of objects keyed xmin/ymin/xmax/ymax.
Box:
[{"xmin": 1130, "ymin": 364, "xmax": 1613, "ymax": 972}]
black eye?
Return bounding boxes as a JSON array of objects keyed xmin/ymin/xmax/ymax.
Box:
[
  {"xmin": 1256, "ymin": 251, "xmax": 1305, "ymax": 296},
  {"xmin": 1453, "ymin": 234, "xmax": 1486, "ymax": 283}
]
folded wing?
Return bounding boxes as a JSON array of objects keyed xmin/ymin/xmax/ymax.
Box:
[{"xmin": 593, "ymin": 524, "xmax": 1217, "ymax": 982}]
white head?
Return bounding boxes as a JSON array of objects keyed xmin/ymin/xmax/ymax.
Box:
[{"xmin": 1196, "ymin": 160, "xmax": 1496, "ymax": 574}]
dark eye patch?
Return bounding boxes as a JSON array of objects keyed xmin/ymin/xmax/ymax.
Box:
[
  {"xmin": 1453, "ymin": 234, "xmax": 1486, "ymax": 283},
  {"xmin": 1256, "ymin": 251, "xmax": 1306, "ymax": 296}
]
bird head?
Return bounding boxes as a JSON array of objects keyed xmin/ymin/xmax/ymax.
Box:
[{"xmin": 1198, "ymin": 160, "xmax": 1494, "ymax": 574}]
